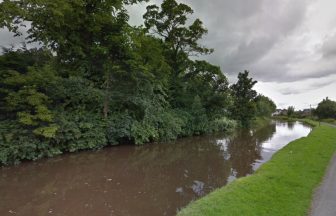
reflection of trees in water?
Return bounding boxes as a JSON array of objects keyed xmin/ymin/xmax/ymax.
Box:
[
  {"xmin": 226, "ymin": 122, "xmax": 276, "ymax": 177},
  {"xmin": 275, "ymin": 120, "xmax": 295, "ymax": 130},
  {"xmin": 287, "ymin": 121, "xmax": 295, "ymax": 130},
  {"xmin": 123, "ymin": 123, "xmax": 277, "ymax": 214},
  {"xmin": 126, "ymin": 136, "xmax": 232, "ymax": 214}
]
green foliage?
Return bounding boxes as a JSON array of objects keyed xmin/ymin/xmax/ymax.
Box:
[
  {"xmin": 156, "ymin": 110, "xmax": 185, "ymax": 141},
  {"xmin": 106, "ymin": 112, "xmax": 133, "ymax": 144},
  {"xmin": 131, "ymin": 120, "xmax": 158, "ymax": 144},
  {"xmin": 143, "ymin": 0, "xmax": 216, "ymax": 109},
  {"xmin": 1, "ymin": 61, "xmax": 59, "ymax": 138},
  {"xmin": 144, "ymin": 0, "xmax": 213, "ymax": 68},
  {"xmin": 255, "ymin": 94, "xmax": 277, "ymax": 117},
  {"xmin": 315, "ymin": 97, "xmax": 336, "ymax": 119},
  {"xmin": 209, "ymin": 117, "xmax": 237, "ymax": 133},
  {"xmin": 230, "ymin": 70, "xmax": 258, "ymax": 127},
  {"xmin": 0, "ymin": 120, "xmax": 62, "ymax": 165},
  {"xmin": 190, "ymin": 96, "xmax": 209, "ymax": 134},
  {"xmin": 55, "ymin": 111, "xmax": 108, "ymax": 152},
  {"xmin": 51, "ymin": 76, "xmax": 104, "ymax": 112},
  {"xmin": 0, "ymin": 46, "xmax": 52, "ymax": 73},
  {"xmin": 287, "ymin": 106, "xmax": 295, "ymax": 117}
]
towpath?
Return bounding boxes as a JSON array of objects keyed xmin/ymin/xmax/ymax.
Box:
[{"xmin": 310, "ymin": 123, "xmax": 336, "ymax": 216}]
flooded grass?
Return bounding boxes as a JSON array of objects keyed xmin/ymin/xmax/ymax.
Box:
[{"xmin": 178, "ymin": 124, "xmax": 336, "ymax": 216}]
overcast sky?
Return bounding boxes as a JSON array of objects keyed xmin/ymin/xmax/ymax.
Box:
[
  {"xmin": 1, "ymin": 0, "xmax": 336, "ymax": 109},
  {"xmin": 127, "ymin": 0, "xmax": 336, "ymax": 109}
]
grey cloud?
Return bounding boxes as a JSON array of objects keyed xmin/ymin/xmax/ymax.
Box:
[
  {"xmin": 129, "ymin": 0, "xmax": 306, "ymax": 80},
  {"xmin": 279, "ymin": 88, "xmax": 304, "ymax": 95},
  {"xmin": 285, "ymin": 69, "xmax": 336, "ymax": 82},
  {"xmin": 278, "ymin": 76, "xmax": 336, "ymax": 95},
  {"xmin": 311, "ymin": 79, "xmax": 336, "ymax": 88},
  {"xmin": 2, "ymin": 0, "xmax": 336, "ymax": 106},
  {"xmin": 127, "ymin": 0, "xmax": 336, "ymax": 84},
  {"xmin": 321, "ymin": 33, "xmax": 336, "ymax": 59},
  {"xmin": 182, "ymin": 0, "xmax": 311, "ymax": 78},
  {"xmin": 0, "ymin": 29, "xmax": 20, "ymax": 48},
  {"xmin": 0, "ymin": 24, "xmax": 34, "ymax": 53}
]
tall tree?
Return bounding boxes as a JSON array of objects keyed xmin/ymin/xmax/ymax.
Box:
[
  {"xmin": 0, "ymin": 0, "xmax": 146, "ymax": 117},
  {"xmin": 143, "ymin": 0, "xmax": 212, "ymax": 76},
  {"xmin": 143, "ymin": 0, "xmax": 215, "ymax": 108},
  {"xmin": 182, "ymin": 60, "xmax": 230, "ymax": 116},
  {"xmin": 255, "ymin": 95, "xmax": 277, "ymax": 117},
  {"xmin": 315, "ymin": 97, "xmax": 336, "ymax": 119},
  {"xmin": 0, "ymin": 48, "xmax": 59, "ymax": 138},
  {"xmin": 230, "ymin": 70, "xmax": 257, "ymax": 127},
  {"xmin": 287, "ymin": 106, "xmax": 295, "ymax": 117}
]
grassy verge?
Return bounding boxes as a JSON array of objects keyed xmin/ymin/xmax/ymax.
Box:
[
  {"xmin": 298, "ymin": 118, "xmax": 320, "ymax": 127},
  {"xmin": 178, "ymin": 124, "xmax": 336, "ymax": 216},
  {"xmin": 273, "ymin": 116, "xmax": 335, "ymax": 127}
]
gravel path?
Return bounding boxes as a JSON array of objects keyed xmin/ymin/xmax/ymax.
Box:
[{"xmin": 310, "ymin": 123, "xmax": 336, "ymax": 216}]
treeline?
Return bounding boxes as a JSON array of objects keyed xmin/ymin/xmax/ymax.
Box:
[
  {"xmin": 0, "ymin": 0, "xmax": 276, "ymax": 165},
  {"xmin": 277, "ymin": 98, "xmax": 336, "ymax": 122}
]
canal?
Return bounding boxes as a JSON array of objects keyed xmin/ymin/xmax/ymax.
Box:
[{"xmin": 0, "ymin": 121, "xmax": 311, "ymax": 216}]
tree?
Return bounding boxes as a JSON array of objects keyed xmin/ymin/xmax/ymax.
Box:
[
  {"xmin": 255, "ymin": 95, "xmax": 277, "ymax": 117},
  {"xmin": 230, "ymin": 70, "xmax": 257, "ymax": 127},
  {"xmin": 182, "ymin": 60, "xmax": 230, "ymax": 117},
  {"xmin": 143, "ymin": 0, "xmax": 212, "ymax": 76},
  {"xmin": 315, "ymin": 97, "xmax": 336, "ymax": 119},
  {"xmin": 143, "ymin": 0, "xmax": 219, "ymax": 109},
  {"xmin": 0, "ymin": 48, "xmax": 59, "ymax": 138},
  {"xmin": 0, "ymin": 0, "xmax": 146, "ymax": 118},
  {"xmin": 287, "ymin": 106, "xmax": 295, "ymax": 117}
]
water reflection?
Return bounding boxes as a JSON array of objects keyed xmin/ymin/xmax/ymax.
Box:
[{"xmin": 0, "ymin": 121, "xmax": 311, "ymax": 216}]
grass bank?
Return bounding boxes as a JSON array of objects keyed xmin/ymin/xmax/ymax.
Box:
[
  {"xmin": 273, "ymin": 116, "xmax": 335, "ymax": 127},
  {"xmin": 178, "ymin": 124, "xmax": 336, "ymax": 216}
]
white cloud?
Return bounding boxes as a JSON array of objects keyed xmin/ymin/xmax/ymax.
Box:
[{"xmin": 254, "ymin": 74, "xmax": 336, "ymax": 109}]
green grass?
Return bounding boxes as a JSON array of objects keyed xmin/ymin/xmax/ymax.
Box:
[
  {"xmin": 273, "ymin": 116, "xmax": 336, "ymax": 127},
  {"xmin": 178, "ymin": 124, "xmax": 336, "ymax": 216},
  {"xmin": 298, "ymin": 118, "xmax": 320, "ymax": 127},
  {"xmin": 321, "ymin": 118, "xmax": 336, "ymax": 125}
]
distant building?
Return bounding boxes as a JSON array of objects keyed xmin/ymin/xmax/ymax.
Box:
[
  {"xmin": 302, "ymin": 109, "xmax": 312, "ymax": 116},
  {"xmin": 273, "ymin": 109, "xmax": 287, "ymax": 116}
]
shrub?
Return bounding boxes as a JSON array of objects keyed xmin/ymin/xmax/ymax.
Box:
[
  {"xmin": 0, "ymin": 120, "xmax": 61, "ymax": 165},
  {"xmin": 55, "ymin": 111, "xmax": 108, "ymax": 152}
]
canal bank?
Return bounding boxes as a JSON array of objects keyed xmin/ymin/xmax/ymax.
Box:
[{"xmin": 177, "ymin": 124, "xmax": 336, "ymax": 216}]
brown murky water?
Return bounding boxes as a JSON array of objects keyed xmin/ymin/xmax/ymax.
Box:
[{"xmin": 0, "ymin": 121, "xmax": 311, "ymax": 216}]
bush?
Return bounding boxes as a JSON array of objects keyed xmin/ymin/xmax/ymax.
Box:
[
  {"xmin": 106, "ymin": 112, "xmax": 134, "ymax": 144},
  {"xmin": 55, "ymin": 111, "xmax": 108, "ymax": 152},
  {"xmin": 157, "ymin": 110, "xmax": 185, "ymax": 141},
  {"xmin": 209, "ymin": 117, "xmax": 237, "ymax": 132},
  {"xmin": 0, "ymin": 120, "xmax": 61, "ymax": 165}
]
